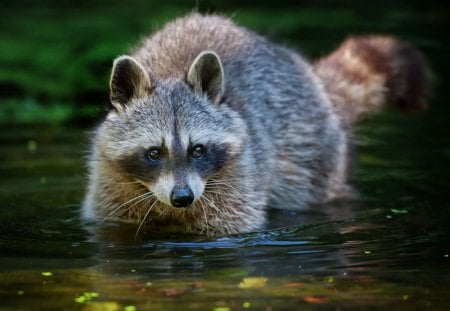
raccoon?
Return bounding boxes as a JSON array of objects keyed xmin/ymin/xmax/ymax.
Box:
[{"xmin": 82, "ymin": 13, "xmax": 429, "ymax": 235}]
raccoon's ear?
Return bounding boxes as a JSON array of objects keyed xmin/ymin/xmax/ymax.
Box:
[
  {"xmin": 187, "ymin": 51, "xmax": 224, "ymax": 104},
  {"xmin": 110, "ymin": 55, "xmax": 152, "ymax": 109}
]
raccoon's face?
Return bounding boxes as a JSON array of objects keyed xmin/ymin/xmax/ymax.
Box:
[{"xmin": 99, "ymin": 51, "xmax": 245, "ymax": 209}]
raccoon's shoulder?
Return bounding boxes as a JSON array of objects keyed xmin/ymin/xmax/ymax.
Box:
[{"xmin": 131, "ymin": 13, "xmax": 262, "ymax": 79}]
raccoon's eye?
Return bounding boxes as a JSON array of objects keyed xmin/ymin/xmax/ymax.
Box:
[
  {"xmin": 191, "ymin": 144, "xmax": 206, "ymax": 159},
  {"xmin": 146, "ymin": 147, "xmax": 161, "ymax": 161}
]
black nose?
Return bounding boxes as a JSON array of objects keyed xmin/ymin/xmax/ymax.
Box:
[{"xmin": 170, "ymin": 187, "xmax": 194, "ymax": 208}]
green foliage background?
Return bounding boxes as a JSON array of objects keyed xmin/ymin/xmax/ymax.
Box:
[{"xmin": 0, "ymin": 0, "xmax": 447, "ymax": 123}]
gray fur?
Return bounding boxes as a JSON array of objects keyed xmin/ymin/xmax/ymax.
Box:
[{"xmin": 83, "ymin": 13, "xmax": 424, "ymax": 235}]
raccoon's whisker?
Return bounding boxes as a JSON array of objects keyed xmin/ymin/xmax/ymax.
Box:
[
  {"xmin": 206, "ymin": 187, "xmax": 243, "ymax": 196},
  {"xmin": 205, "ymin": 180, "xmax": 238, "ymax": 188},
  {"xmin": 201, "ymin": 194, "xmax": 223, "ymax": 214},
  {"xmin": 198, "ymin": 200, "xmax": 209, "ymax": 235},
  {"xmin": 205, "ymin": 193, "xmax": 223, "ymax": 211},
  {"xmin": 207, "ymin": 174, "xmax": 244, "ymax": 181},
  {"xmin": 206, "ymin": 180, "xmax": 240, "ymax": 186},
  {"xmin": 134, "ymin": 200, "xmax": 157, "ymax": 239},
  {"xmin": 207, "ymin": 175, "xmax": 246, "ymax": 184},
  {"xmin": 102, "ymin": 191, "xmax": 153, "ymax": 222},
  {"xmin": 204, "ymin": 191, "xmax": 243, "ymax": 201},
  {"xmin": 123, "ymin": 192, "xmax": 155, "ymax": 219},
  {"xmin": 206, "ymin": 182, "xmax": 242, "ymax": 191}
]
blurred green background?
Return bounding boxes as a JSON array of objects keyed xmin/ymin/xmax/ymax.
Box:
[{"xmin": 0, "ymin": 0, "xmax": 448, "ymax": 124}]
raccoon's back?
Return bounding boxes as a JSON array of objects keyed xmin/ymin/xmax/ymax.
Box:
[
  {"xmin": 131, "ymin": 14, "xmax": 327, "ymax": 137},
  {"xmin": 132, "ymin": 14, "xmax": 260, "ymax": 80}
]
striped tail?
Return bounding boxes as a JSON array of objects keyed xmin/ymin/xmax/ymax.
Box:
[{"xmin": 314, "ymin": 36, "xmax": 430, "ymax": 125}]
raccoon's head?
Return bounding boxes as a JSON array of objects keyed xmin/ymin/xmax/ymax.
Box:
[{"xmin": 98, "ymin": 51, "xmax": 246, "ymax": 210}]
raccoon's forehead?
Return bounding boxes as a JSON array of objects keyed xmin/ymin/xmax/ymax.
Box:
[{"xmin": 104, "ymin": 82, "xmax": 243, "ymax": 150}]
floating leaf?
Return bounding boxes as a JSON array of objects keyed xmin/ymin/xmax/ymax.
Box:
[
  {"xmin": 239, "ymin": 277, "xmax": 268, "ymax": 289},
  {"xmin": 74, "ymin": 292, "xmax": 100, "ymax": 304},
  {"xmin": 41, "ymin": 272, "xmax": 53, "ymax": 277}
]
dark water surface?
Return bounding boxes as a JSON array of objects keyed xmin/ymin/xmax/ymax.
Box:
[
  {"xmin": 0, "ymin": 114, "xmax": 449, "ymax": 310},
  {"xmin": 1, "ymin": 2, "xmax": 450, "ymax": 310}
]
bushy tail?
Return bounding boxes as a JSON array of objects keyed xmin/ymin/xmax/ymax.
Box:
[{"xmin": 314, "ymin": 36, "xmax": 430, "ymax": 125}]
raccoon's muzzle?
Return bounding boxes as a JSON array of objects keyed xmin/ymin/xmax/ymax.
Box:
[{"xmin": 170, "ymin": 186, "xmax": 194, "ymax": 208}]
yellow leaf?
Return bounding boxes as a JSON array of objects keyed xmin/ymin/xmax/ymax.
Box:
[
  {"xmin": 238, "ymin": 277, "xmax": 268, "ymax": 289},
  {"xmin": 82, "ymin": 301, "xmax": 120, "ymax": 311}
]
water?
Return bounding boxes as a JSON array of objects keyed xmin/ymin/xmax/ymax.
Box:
[{"xmin": 1, "ymin": 111, "xmax": 450, "ymax": 310}]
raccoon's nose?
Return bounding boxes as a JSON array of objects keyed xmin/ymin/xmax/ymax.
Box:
[{"xmin": 170, "ymin": 187, "xmax": 194, "ymax": 208}]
